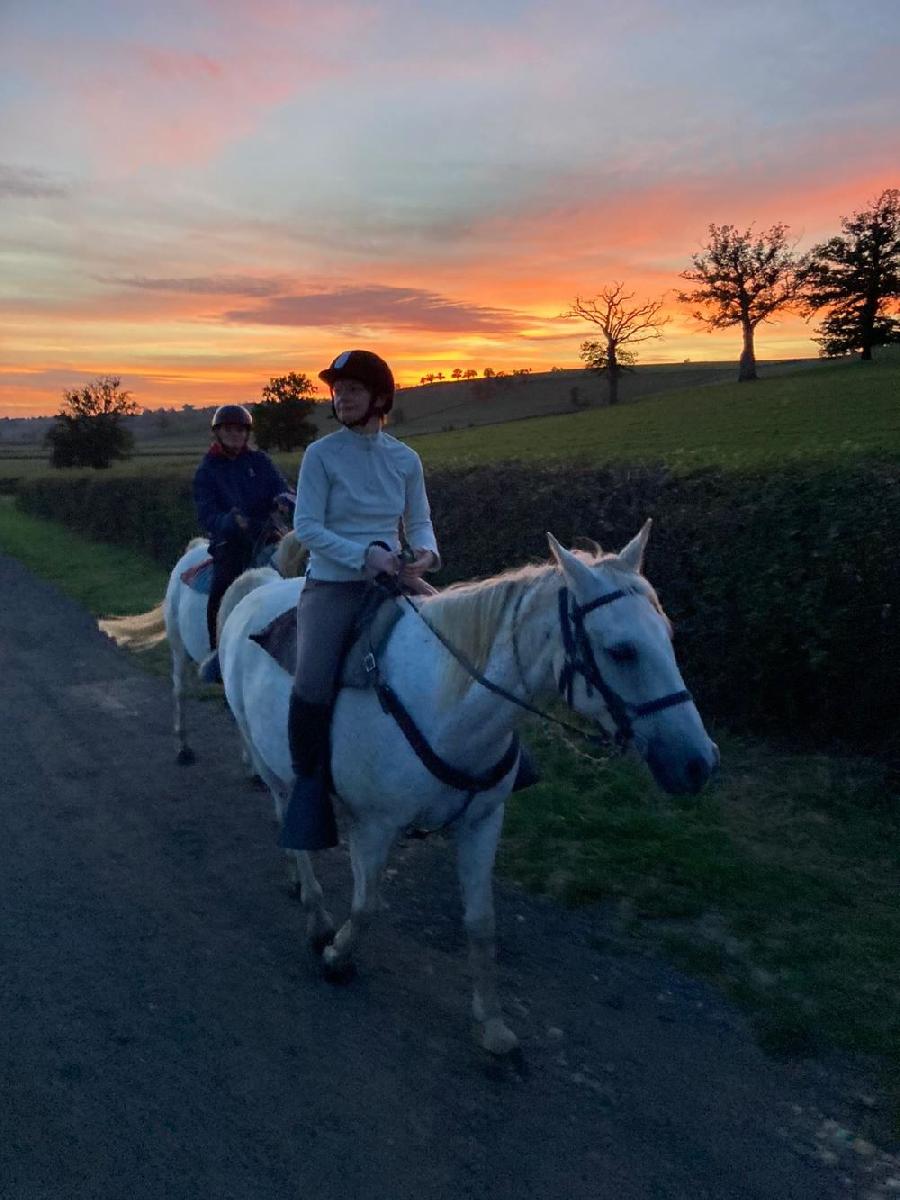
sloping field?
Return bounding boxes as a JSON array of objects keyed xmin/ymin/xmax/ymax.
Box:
[
  {"xmin": 2, "ymin": 355, "xmax": 895, "ymax": 489},
  {"xmin": 388, "ymin": 357, "xmax": 825, "ymax": 438},
  {"xmin": 407, "ymin": 356, "xmax": 900, "ymax": 471}
]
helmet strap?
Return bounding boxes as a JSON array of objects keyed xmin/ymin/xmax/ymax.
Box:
[{"xmin": 333, "ymin": 393, "xmax": 385, "ymax": 429}]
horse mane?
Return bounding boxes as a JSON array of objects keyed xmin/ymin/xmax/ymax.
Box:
[
  {"xmin": 273, "ymin": 530, "xmax": 308, "ymax": 579},
  {"xmin": 217, "ymin": 566, "xmax": 281, "ymax": 642},
  {"xmin": 421, "ymin": 548, "xmax": 668, "ymax": 703}
]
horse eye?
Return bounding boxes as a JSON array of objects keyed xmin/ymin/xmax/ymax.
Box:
[{"xmin": 607, "ymin": 643, "xmax": 637, "ymax": 664}]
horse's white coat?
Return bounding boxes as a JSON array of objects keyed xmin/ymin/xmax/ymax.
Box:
[{"xmin": 218, "ymin": 528, "xmax": 719, "ymax": 1054}]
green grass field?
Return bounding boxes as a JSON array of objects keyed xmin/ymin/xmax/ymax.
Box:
[
  {"xmin": 408, "ymin": 356, "xmax": 900, "ymax": 471},
  {"xmin": 2, "ymin": 495, "xmax": 899, "ymax": 1091},
  {"xmin": 3, "ymin": 356, "xmax": 898, "ymax": 491}
]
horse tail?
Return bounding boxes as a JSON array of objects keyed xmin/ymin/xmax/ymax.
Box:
[{"xmin": 99, "ymin": 602, "xmax": 167, "ymax": 650}]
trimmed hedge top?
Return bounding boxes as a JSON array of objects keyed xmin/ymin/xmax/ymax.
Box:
[{"xmin": 17, "ymin": 457, "xmax": 899, "ymax": 756}]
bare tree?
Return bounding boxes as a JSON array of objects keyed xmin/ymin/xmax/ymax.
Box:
[
  {"xmin": 565, "ymin": 283, "xmax": 669, "ymax": 405},
  {"xmin": 677, "ymin": 223, "xmax": 802, "ymax": 382}
]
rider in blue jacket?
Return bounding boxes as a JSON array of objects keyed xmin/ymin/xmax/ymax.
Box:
[{"xmin": 193, "ymin": 404, "xmax": 289, "ymax": 649}]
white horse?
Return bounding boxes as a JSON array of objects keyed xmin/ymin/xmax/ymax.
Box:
[
  {"xmin": 100, "ymin": 531, "xmax": 305, "ymax": 764},
  {"xmin": 218, "ymin": 524, "xmax": 718, "ymax": 1055}
]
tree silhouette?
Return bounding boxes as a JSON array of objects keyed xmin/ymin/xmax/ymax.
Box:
[
  {"xmin": 451, "ymin": 368, "xmax": 463, "ymax": 380},
  {"xmin": 677, "ymin": 224, "xmax": 801, "ymax": 382},
  {"xmin": 253, "ymin": 372, "xmax": 318, "ymax": 452},
  {"xmin": 45, "ymin": 376, "xmax": 138, "ymax": 468},
  {"xmin": 566, "ymin": 283, "xmax": 669, "ymax": 404},
  {"xmin": 800, "ymin": 188, "xmax": 900, "ymax": 360}
]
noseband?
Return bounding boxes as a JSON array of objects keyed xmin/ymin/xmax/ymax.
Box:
[{"xmin": 557, "ymin": 587, "xmax": 692, "ymax": 748}]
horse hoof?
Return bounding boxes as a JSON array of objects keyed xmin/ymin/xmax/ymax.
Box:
[
  {"xmin": 176, "ymin": 747, "xmax": 196, "ymax": 766},
  {"xmin": 478, "ymin": 1018, "xmax": 520, "ymax": 1057},
  {"xmin": 309, "ymin": 929, "xmax": 335, "ymax": 957},
  {"xmin": 482, "ymin": 1043, "xmax": 528, "ymax": 1082},
  {"xmin": 322, "ymin": 952, "xmax": 356, "ymax": 985}
]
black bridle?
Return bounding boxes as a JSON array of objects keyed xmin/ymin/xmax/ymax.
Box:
[
  {"xmin": 556, "ymin": 587, "xmax": 692, "ymax": 748},
  {"xmin": 389, "ymin": 577, "xmax": 693, "ymax": 753}
]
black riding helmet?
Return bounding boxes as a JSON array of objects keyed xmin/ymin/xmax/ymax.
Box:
[
  {"xmin": 319, "ymin": 350, "xmax": 395, "ymax": 427},
  {"xmin": 211, "ymin": 404, "xmax": 253, "ymax": 430}
]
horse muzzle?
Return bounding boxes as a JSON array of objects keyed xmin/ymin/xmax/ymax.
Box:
[{"xmin": 646, "ymin": 739, "xmax": 719, "ymax": 796}]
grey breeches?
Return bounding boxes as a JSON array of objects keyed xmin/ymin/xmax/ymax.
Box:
[{"xmin": 293, "ymin": 578, "xmax": 370, "ymax": 705}]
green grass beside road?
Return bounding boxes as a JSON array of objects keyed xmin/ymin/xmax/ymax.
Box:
[{"xmin": 2, "ymin": 496, "xmax": 899, "ymax": 1090}]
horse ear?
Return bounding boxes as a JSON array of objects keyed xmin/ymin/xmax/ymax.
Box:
[
  {"xmin": 618, "ymin": 519, "xmax": 652, "ymax": 573},
  {"xmin": 547, "ymin": 532, "xmax": 597, "ymax": 596}
]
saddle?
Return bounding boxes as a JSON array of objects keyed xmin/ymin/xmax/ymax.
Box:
[
  {"xmin": 249, "ymin": 588, "xmax": 404, "ymax": 689},
  {"xmin": 180, "ymin": 558, "xmax": 214, "ymax": 594}
]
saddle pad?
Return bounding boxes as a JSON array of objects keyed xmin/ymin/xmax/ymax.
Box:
[
  {"xmin": 180, "ymin": 558, "xmax": 214, "ymax": 594},
  {"xmin": 249, "ymin": 595, "xmax": 404, "ymax": 689}
]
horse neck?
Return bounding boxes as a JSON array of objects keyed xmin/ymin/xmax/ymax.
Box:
[{"xmin": 428, "ymin": 570, "xmax": 560, "ymax": 746}]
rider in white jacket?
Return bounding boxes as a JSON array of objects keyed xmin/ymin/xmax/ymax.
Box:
[{"xmin": 280, "ymin": 350, "xmax": 441, "ymax": 851}]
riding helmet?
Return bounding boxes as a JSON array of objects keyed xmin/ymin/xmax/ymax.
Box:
[
  {"xmin": 318, "ymin": 350, "xmax": 395, "ymax": 414},
  {"xmin": 211, "ymin": 404, "xmax": 253, "ymax": 430}
]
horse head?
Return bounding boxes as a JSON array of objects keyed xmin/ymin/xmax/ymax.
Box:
[{"xmin": 547, "ymin": 525, "xmax": 718, "ymax": 795}]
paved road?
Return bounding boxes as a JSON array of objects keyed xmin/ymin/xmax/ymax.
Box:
[{"xmin": 0, "ymin": 553, "xmax": 892, "ymax": 1199}]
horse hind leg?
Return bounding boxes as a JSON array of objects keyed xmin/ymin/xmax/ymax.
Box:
[
  {"xmin": 322, "ymin": 820, "xmax": 395, "ymax": 980},
  {"xmin": 170, "ymin": 631, "xmax": 195, "ymax": 765},
  {"xmin": 456, "ymin": 803, "xmax": 519, "ymax": 1056}
]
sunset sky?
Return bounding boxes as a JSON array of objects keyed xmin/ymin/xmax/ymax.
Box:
[{"xmin": 2, "ymin": 0, "xmax": 898, "ymax": 416}]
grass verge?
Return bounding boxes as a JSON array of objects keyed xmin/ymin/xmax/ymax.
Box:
[
  {"xmin": 0, "ymin": 496, "xmax": 172, "ymax": 675},
  {"xmin": 503, "ymin": 716, "xmax": 900, "ymax": 1074}
]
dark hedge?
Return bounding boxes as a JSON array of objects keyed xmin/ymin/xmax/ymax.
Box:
[{"xmin": 17, "ymin": 458, "xmax": 899, "ymax": 755}]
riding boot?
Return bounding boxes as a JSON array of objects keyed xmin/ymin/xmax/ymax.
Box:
[
  {"xmin": 278, "ymin": 694, "xmax": 338, "ymax": 851},
  {"xmin": 511, "ymin": 742, "xmax": 541, "ymax": 792}
]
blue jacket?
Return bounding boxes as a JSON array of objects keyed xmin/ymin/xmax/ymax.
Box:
[{"xmin": 193, "ymin": 445, "xmax": 288, "ymax": 552}]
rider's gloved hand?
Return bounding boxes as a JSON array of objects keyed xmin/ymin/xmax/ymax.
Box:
[{"xmin": 364, "ymin": 543, "xmax": 400, "ymax": 579}]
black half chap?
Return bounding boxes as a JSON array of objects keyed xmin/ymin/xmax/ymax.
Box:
[{"xmin": 206, "ymin": 541, "xmax": 252, "ymax": 649}]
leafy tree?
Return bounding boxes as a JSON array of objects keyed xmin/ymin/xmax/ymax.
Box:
[
  {"xmin": 566, "ymin": 283, "xmax": 669, "ymax": 404},
  {"xmin": 677, "ymin": 223, "xmax": 801, "ymax": 382},
  {"xmin": 451, "ymin": 368, "xmax": 463, "ymax": 380},
  {"xmin": 45, "ymin": 376, "xmax": 138, "ymax": 468},
  {"xmin": 483, "ymin": 367, "xmax": 495, "ymax": 378},
  {"xmin": 253, "ymin": 372, "xmax": 317, "ymax": 452},
  {"xmin": 800, "ymin": 188, "xmax": 900, "ymax": 360},
  {"xmin": 463, "ymin": 369, "xmax": 478, "ymax": 380}
]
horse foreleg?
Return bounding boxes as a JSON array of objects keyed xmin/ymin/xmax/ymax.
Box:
[
  {"xmin": 322, "ymin": 820, "xmax": 395, "ymax": 977},
  {"xmin": 293, "ymin": 850, "xmax": 335, "ymax": 953},
  {"xmin": 456, "ymin": 803, "xmax": 518, "ymax": 1056}
]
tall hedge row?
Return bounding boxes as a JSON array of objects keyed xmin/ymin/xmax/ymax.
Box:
[{"xmin": 17, "ymin": 458, "xmax": 899, "ymax": 756}]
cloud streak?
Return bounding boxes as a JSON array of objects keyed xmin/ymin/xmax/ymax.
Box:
[
  {"xmin": 0, "ymin": 164, "xmax": 69, "ymax": 199},
  {"xmin": 105, "ymin": 274, "xmax": 285, "ymax": 298},
  {"xmin": 225, "ymin": 286, "xmax": 530, "ymax": 334}
]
